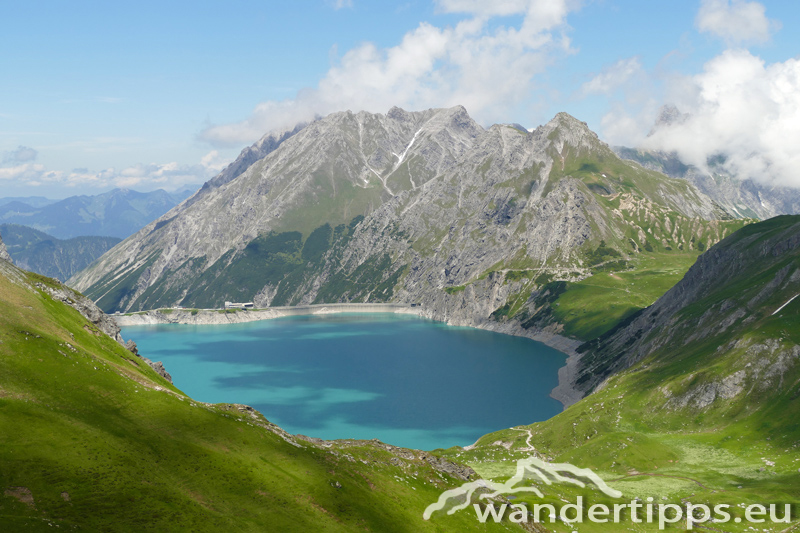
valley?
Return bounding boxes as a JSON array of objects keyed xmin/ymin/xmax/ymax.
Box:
[{"xmin": 1, "ymin": 107, "xmax": 798, "ymax": 532}]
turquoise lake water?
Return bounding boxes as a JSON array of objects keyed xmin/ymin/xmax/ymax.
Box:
[{"xmin": 123, "ymin": 313, "xmax": 567, "ymax": 451}]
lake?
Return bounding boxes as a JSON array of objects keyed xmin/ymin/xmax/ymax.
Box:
[{"xmin": 122, "ymin": 313, "xmax": 567, "ymax": 450}]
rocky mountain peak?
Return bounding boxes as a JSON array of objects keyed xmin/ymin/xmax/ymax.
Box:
[
  {"xmin": 536, "ymin": 111, "xmax": 604, "ymax": 155},
  {"xmin": 198, "ymin": 121, "xmax": 310, "ymax": 196},
  {"xmin": 422, "ymin": 105, "xmax": 483, "ymax": 137},
  {"xmin": 648, "ymin": 105, "xmax": 690, "ymax": 137},
  {"xmin": 386, "ymin": 105, "xmax": 413, "ymax": 122}
]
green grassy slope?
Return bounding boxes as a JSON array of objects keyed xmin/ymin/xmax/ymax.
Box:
[
  {"xmin": 547, "ymin": 252, "xmax": 698, "ymax": 339},
  {"xmin": 0, "ymin": 262, "xmax": 511, "ymax": 532},
  {"xmin": 438, "ymin": 216, "xmax": 800, "ymax": 531}
]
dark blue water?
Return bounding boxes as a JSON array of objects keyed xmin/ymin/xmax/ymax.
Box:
[{"xmin": 123, "ymin": 313, "xmax": 566, "ymax": 450}]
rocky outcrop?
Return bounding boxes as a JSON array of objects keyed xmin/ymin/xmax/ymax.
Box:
[
  {"xmin": 125, "ymin": 340, "xmax": 172, "ymax": 383},
  {"xmin": 0, "ymin": 233, "xmax": 11, "ymax": 263},
  {"xmin": 36, "ymin": 281, "xmax": 125, "ymax": 344}
]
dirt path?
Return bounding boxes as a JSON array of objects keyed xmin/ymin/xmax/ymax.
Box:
[{"xmin": 512, "ymin": 427, "xmax": 537, "ymax": 453}]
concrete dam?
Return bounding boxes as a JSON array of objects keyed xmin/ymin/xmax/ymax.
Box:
[{"xmin": 114, "ymin": 303, "xmax": 424, "ymax": 326}]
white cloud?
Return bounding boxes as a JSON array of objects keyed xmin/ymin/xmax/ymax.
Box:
[
  {"xmin": 641, "ymin": 50, "xmax": 800, "ymax": 187},
  {"xmin": 591, "ymin": 1, "xmax": 798, "ymax": 188},
  {"xmin": 330, "ymin": 0, "xmax": 353, "ymax": 9},
  {"xmin": 200, "ymin": 0, "xmax": 578, "ymax": 147},
  {"xmin": 3, "ymin": 145, "xmax": 39, "ymax": 163},
  {"xmin": 436, "ymin": 0, "xmax": 576, "ymax": 25},
  {"xmin": 0, "ymin": 163, "xmax": 46, "ymax": 181},
  {"xmin": 695, "ymin": 0, "xmax": 779, "ymax": 45},
  {"xmin": 581, "ymin": 57, "xmax": 642, "ymax": 96},
  {"xmin": 0, "ymin": 155, "xmax": 228, "ymax": 191},
  {"xmin": 200, "ymin": 150, "xmax": 228, "ymax": 172}
]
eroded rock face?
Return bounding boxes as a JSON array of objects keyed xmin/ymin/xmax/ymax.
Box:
[
  {"xmin": 36, "ymin": 281, "xmax": 124, "ymax": 344},
  {"xmin": 0, "ymin": 233, "xmax": 12, "ymax": 263},
  {"xmin": 140, "ymin": 358, "xmax": 173, "ymax": 384}
]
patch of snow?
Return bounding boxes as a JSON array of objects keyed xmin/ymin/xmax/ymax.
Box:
[
  {"xmin": 772, "ymin": 294, "xmax": 799, "ymax": 316},
  {"xmin": 393, "ymin": 128, "xmax": 423, "ymax": 168}
]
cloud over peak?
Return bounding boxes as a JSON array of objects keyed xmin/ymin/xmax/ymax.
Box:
[
  {"xmin": 199, "ymin": 0, "xmax": 579, "ymax": 148},
  {"xmin": 644, "ymin": 49, "xmax": 800, "ymax": 187}
]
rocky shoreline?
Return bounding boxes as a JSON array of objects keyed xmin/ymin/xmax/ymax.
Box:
[{"xmin": 115, "ymin": 304, "xmax": 585, "ymax": 409}]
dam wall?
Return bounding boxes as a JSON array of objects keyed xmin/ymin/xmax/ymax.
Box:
[{"xmin": 114, "ymin": 303, "xmax": 423, "ymax": 326}]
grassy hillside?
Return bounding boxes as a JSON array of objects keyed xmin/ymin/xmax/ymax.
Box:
[
  {"xmin": 4, "ymin": 216, "xmax": 798, "ymax": 532},
  {"xmin": 0, "ymin": 261, "xmax": 511, "ymax": 532},
  {"xmin": 439, "ymin": 216, "xmax": 800, "ymax": 531}
]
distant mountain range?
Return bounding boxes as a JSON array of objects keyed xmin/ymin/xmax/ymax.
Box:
[
  {"xmin": 0, "ymin": 224, "xmax": 121, "ymax": 281},
  {"xmin": 0, "ymin": 187, "xmax": 196, "ymax": 240},
  {"xmin": 0, "ymin": 196, "xmax": 57, "ymax": 208}
]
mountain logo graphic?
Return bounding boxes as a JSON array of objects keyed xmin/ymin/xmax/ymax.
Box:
[{"xmin": 423, "ymin": 456, "xmax": 622, "ymax": 520}]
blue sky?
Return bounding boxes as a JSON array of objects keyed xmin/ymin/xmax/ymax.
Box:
[{"xmin": 2, "ymin": 0, "xmax": 798, "ymax": 197}]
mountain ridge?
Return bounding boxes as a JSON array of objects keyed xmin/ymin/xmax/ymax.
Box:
[
  {"xmin": 0, "ymin": 188, "xmax": 194, "ymax": 240},
  {"xmin": 70, "ymin": 107, "xmax": 748, "ymax": 358},
  {"xmin": 574, "ymin": 214, "xmax": 800, "ymax": 396}
]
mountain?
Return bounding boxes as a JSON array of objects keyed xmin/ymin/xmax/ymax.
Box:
[
  {"xmin": 0, "ymin": 256, "xmax": 505, "ymax": 531},
  {"xmin": 0, "ymin": 188, "xmax": 195, "ymax": 240},
  {"xmin": 0, "ymin": 224, "xmax": 120, "ymax": 281},
  {"xmin": 70, "ymin": 107, "xmax": 750, "ymax": 347},
  {"xmin": 614, "ymin": 147, "xmax": 800, "ymax": 220},
  {"xmin": 198, "ymin": 120, "xmax": 309, "ymax": 193},
  {"xmin": 0, "ymin": 196, "xmax": 56, "ymax": 208}
]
